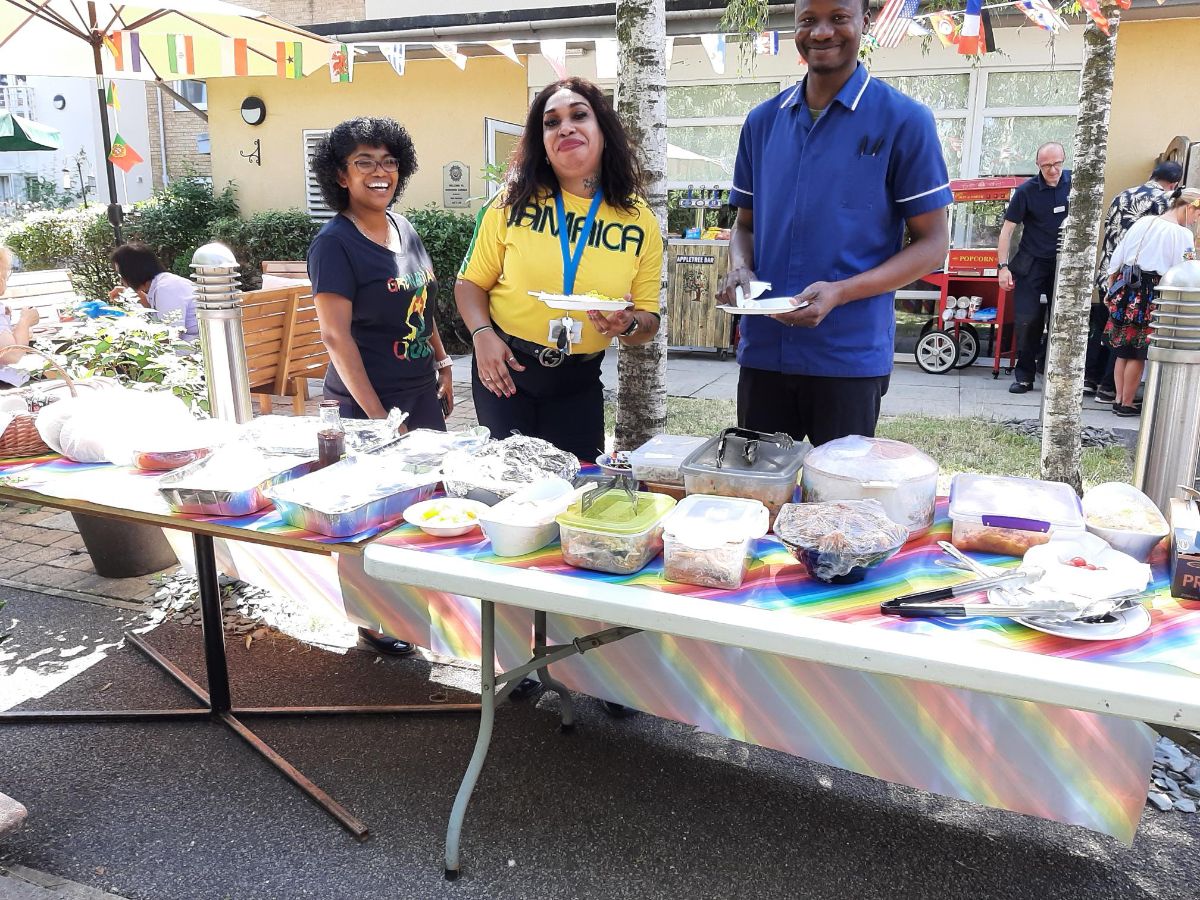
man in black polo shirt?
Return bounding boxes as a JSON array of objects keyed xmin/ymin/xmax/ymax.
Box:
[{"xmin": 996, "ymin": 142, "xmax": 1070, "ymax": 394}]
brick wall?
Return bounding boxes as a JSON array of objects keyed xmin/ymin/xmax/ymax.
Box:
[{"xmin": 144, "ymin": 0, "xmax": 365, "ymax": 189}]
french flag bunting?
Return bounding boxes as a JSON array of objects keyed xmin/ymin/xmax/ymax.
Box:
[{"xmin": 958, "ymin": 0, "xmax": 984, "ymax": 54}]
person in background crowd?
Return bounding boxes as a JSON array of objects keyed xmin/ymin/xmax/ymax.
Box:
[
  {"xmin": 717, "ymin": 0, "xmax": 951, "ymax": 445},
  {"xmin": 109, "ymin": 243, "xmax": 200, "ymax": 342},
  {"xmin": 1103, "ymin": 187, "xmax": 1199, "ymax": 417},
  {"xmin": 1087, "ymin": 160, "xmax": 1182, "ymax": 403},
  {"xmin": 456, "ymin": 76, "xmax": 662, "ymax": 461},
  {"xmin": 997, "ymin": 142, "xmax": 1070, "ymax": 395},
  {"xmin": 309, "ymin": 115, "xmax": 455, "ymax": 658},
  {"xmin": 0, "ymin": 244, "xmax": 40, "ymax": 386}
]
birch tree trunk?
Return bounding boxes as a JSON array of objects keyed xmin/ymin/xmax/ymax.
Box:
[
  {"xmin": 614, "ymin": 0, "xmax": 668, "ymax": 451},
  {"xmin": 1040, "ymin": 11, "xmax": 1120, "ymax": 492}
]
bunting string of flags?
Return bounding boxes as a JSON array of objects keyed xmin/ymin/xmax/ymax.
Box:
[{"xmin": 89, "ymin": 2, "xmax": 1132, "ymax": 87}]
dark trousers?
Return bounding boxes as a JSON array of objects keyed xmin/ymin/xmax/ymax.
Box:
[
  {"xmin": 736, "ymin": 367, "xmax": 890, "ymax": 446},
  {"xmin": 471, "ymin": 348, "xmax": 605, "ymax": 461},
  {"xmin": 323, "ymin": 373, "xmax": 447, "ymax": 430},
  {"xmin": 1012, "ymin": 255, "xmax": 1058, "ymax": 385},
  {"xmin": 1085, "ymin": 299, "xmax": 1117, "ymax": 391}
]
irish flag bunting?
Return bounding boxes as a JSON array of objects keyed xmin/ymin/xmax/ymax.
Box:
[
  {"xmin": 222, "ymin": 37, "xmax": 249, "ymax": 76},
  {"xmin": 167, "ymin": 34, "xmax": 195, "ymax": 75},
  {"xmin": 276, "ymin": 41, "xmax": 303, "ymax": 78},
  {"xmin": 108, "ymin": 134, "xmax": 144, "ymax": 173}
]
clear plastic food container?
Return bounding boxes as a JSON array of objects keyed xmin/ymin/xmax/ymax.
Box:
[
  {"xmin": 948, "ymin": 473, "xmax": 1085, "ymax": 557},
  {"xmin": 679, "ymin": 429, "xmax": 809, "ymax": 520},
  {"xmin": 1082, "ymin": 481, "xmax": 1170, "ymax": 562},
  {"xmin": 556, "ymin": 489, "xmax": 676, "ymax": 574},
  {"xmin": 629, "ymin": 435, "xmax": 708, "ymax": 487},
  {"xmin": 801, "ymin": 436, "xmax": 938, "ymax": 537},
  {"xmin": 661, "ymin": 494, "xmax": 769, "ymax": 590},
  {"xmin": 478, "ymin": 478, "xmax": 577, "ymax": 558}
]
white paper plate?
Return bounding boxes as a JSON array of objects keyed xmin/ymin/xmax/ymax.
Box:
[
  {"xmin": 527, "ymin": 292, "xmax": 632, "ymax": 312},
  {"xmin": 403, "ymin": 498, "xmax": 489, "ymax": 537},
  {"xmin": 718, "ymin": 297, "xmax": 808, "ymax": 316},
  {"xmin": 1015, "ymin": 603, "xmax": 1150, "ymax": 641}
]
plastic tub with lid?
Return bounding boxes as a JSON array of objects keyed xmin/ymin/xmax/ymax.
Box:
[
  {"xmin": 556, "ymin": 488, "xmax": 676, "ymax": 575},
  {"xmin": 478, "ymin": 478, "xmax": 576, "ymax": 557},
  {"xmin": 679, "ymin": 428, "xmax": 810, "ymax": 520},
  {"xmin": 801, "ymin": 436, "xmax": 938, "ymax": 537},
  {"xmin": 948, "ymin": 473, "xmax": 1085, "ymax": 557},
  {"xmin": 629, "ymin": 434, "xmax": 708, "ymax": 487},
  {"xmin": 661, "ymin": 494, "xmax": 769, "ymax": 589}
]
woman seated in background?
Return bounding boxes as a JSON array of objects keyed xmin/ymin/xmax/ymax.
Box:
[
  {"xmin": 1104, "ymin": 187, "xmax": 1199, "ymax": 417},
  {"xmin": 455, "ymin": 76, "xmax": 663, "ymax": 461},
  {"xmin": 308, "ymin": 115, "xmax": 456, "ymax": 658},
  {"xmin": 109, "ymin": 242, "xmax": 200, "ymax": 342},
  {"xmin": 0, "ymin": 244, "xmax": 40, "ymax": 386}
]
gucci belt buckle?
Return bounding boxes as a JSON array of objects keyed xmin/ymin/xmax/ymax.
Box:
[{"xmin": 537, "ymin": 347, "xmax": 565, "ymax": 368}]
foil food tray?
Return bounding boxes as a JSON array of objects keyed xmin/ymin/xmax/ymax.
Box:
[
  {"xmin": 159, "ymin": 455, "xmax": 316, "ymax": 517},
  {"xmin": 266, "ymin": 462, "xmax": 440, "ymax": 538}
]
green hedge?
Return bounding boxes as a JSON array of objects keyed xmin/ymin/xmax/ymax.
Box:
[{"xmin": 212, "ymin": 209, "xmax": 320, "ymax": 290}]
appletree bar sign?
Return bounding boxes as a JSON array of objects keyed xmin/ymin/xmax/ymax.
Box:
[
  {"xmin": 677, "ymin": 255, "xmax": 715, "ymax": 264},
  {"xmin": 443, "ymin": 161, "xmax": 470, "ymax": 208}
]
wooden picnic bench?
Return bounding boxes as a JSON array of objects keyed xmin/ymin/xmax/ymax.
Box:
[
  {"xmin": 242, "ymin": 264, "xmax": 329, "ymax": 413},
  {"xmin": 2, "ymin": 269, "xmax": 80, "ymax": 322}
]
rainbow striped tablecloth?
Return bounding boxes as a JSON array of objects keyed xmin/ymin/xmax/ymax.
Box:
[{"xmin": 340, "ymin": 502, "xmax": 1200, "ymax": 844}]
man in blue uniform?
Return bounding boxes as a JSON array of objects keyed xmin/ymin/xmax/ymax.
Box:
[
  {"xmin": 717, "ymin": 0, "xmax": 951, "ymax": 446},
  {"xmin": 996, "ymin": 142, "xmax": 1070, "ymax": 394}
]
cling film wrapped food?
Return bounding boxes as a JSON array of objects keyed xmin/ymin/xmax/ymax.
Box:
[{"xmin": 774, "ymin": 499, "xmax": 909, "ymax": 584}]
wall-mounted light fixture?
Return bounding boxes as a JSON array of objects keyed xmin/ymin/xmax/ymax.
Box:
[
  {"xmin": 52, "ymin": 94, "xmax": 66, "ymax": 110},
  {"xmin": 240, "ymin": 96, "xmax": 266, "ymax": 126}
]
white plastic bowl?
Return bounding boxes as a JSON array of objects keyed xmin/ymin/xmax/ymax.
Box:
[
  {"xmin": 478, "ymin": 478, "xmax": 576, "ymax": 557},
  {"xmin": 1081, "ymin": 482, "xmax": 1170, "ymax": 563},
  {"xmin": 403, "ymin": 498, "xmax": 489, "ymax": 537}
]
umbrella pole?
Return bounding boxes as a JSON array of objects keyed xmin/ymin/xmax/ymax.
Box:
[{"xmin": 90, "ymin": 28, "xmax": 123, "ymax": 245}]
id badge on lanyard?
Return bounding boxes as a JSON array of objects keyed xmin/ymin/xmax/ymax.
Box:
[{"xmin": 550, "ymin": 190, "xmax": 604, "ymax": 350}]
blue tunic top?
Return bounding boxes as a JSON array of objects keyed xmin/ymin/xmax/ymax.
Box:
[{"xmin": 729, "ymin": 63, "xmax": 952, "ymax": 378}]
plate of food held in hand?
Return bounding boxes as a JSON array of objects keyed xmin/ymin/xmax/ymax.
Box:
[
  {"xmin": 528, "ymin": 291, "xmax": 632, "ymax": 312},
  {"xmin": 403, "ymin": 498, "xmax": 490, "ymax": 537},
  {"xmin": 717, "ymin": 296, "xmax": 810, "ymax": 315}
]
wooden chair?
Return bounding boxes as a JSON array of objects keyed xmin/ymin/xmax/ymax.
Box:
[
  {"xmin": 240, "ymin": 281, "xmax": 330, "ymax": 414},
  {"xmin": 261, "ymin": 260, "xmax": 310, "ymax": 280},
  {"xmin": 3, "ymin": 269, "xmax": 81, "ymax": 322}
]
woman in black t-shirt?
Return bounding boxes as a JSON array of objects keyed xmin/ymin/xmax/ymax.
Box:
[
  {"xmin": 308, "ymin": 117, "xmax": 454, "ymax": 429},
  {"xmin": 308, "ymin": 117, "xmax": 456, "ymax": 657}
]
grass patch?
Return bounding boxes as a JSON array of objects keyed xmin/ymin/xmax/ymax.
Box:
[{"xmin": 606, "ymin": 400, "xmax": 1132, "ymax": 490}]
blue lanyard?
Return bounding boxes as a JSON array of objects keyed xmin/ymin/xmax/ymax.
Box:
[{"xmin": 555, "ymin": 190, "xmax": 603, "ymax": 295}]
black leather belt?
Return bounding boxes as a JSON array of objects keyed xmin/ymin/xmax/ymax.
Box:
[{"xmin": 492, "ymin": 324, "xmax": 604, "ymax": 369}]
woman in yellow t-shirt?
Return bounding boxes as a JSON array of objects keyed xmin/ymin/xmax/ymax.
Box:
[{"xmin": 456, "ymin": 77, "xmax": 664, "ymax": 460}]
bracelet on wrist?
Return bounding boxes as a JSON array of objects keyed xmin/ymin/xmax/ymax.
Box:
[
  {"xmin": 434, "ymin": 356, "xmax": 454, "ymax": 370},
  {"xmin": 470, "ymin": 324, "xmax": 495, "ymax": 339}
]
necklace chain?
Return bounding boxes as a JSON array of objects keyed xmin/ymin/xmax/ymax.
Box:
[{"xmin": 348, "ymin": 212, "xmax": 391, "ymax": 248}]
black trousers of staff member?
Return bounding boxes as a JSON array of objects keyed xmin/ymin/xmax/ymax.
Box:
[
  {"xmin": 471, "ymin": 348, "xmax": 605, "ymax": 462},
  {"xmin": 1011, "ymin": 254, "xmax": 1058, "ymax": 387},
  {"xmin": 737, "ymin": 368, "xmax": 890, "ymax": 447}
]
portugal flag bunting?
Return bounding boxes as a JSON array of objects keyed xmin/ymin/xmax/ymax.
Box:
[{"xmin": 108, "ymin": 134, "xmax": 144, "ymax": 173}]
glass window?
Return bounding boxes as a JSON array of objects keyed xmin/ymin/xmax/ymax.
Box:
[
  {"xmin": 979, "ymin": 115, "xmax": 1076, "ymax": 175},
  {"xmin": 666, "ymin": 124, "xmax": 740, "ymax": 183},
  {"xmin": 172, "ymin": 79, "xmax": 207, "ymax": 111},
  {"xmin": 935, "ymin": 118, "xmax": 966, "ymax": 180},
  {"xmin": 985, "ymin": 70, "xmax": 1079, "ymax": 108},
  {"xmin": 666, "ymin": 82, "xmax": 778, "ymax": 118},
  {"xmin": 879, "ymin": 73, "xmax": 970, "ymax": 110}
]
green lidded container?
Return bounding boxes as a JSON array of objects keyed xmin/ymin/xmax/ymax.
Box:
[{"xmin": 556, "ymin": 490, "xmax": 676, "ymax": 575}]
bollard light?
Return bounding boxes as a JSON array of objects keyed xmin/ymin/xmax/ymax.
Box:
[{"xmin": 191, "ymin": 242, "xmax": 253, "ymax": 424}]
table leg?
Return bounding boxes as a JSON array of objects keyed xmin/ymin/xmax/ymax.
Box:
[
  {"xmin": 534, "ymin": 609, "xmax": 575, "ymax": 733},
  {"xmin": 193, "ymin": 533, "xmax": 231, "ymax": 713},
  {"xmin": 445, "ymin": 599, "xmax": 496, "ymax": 881}
]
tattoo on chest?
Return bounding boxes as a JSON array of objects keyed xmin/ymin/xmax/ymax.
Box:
[{"xmin": 583, "ymin": 175, "xmax": 601, "ymax": 197}]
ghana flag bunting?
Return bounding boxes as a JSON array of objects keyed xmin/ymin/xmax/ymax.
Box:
[
  {"xmin": 276, "ymin": 41, "xmax": 303, "ymax": 78},
  {"xmin": 108, "ymin": 134, "xmax": 143, "ymax": 173}
]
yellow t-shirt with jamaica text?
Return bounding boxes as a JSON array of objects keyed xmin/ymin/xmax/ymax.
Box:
[{"xmin": 458, "ymin": 189, "xmax": 664, "ymax": 354}]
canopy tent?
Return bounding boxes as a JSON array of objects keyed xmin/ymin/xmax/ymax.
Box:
[
  {"xmin": 0, "ymin": 0, "xmax": 336, "ymax": 241},
  {"xmin": 0, "ymin": 111, "xmax": 62, "ymax": 151}
]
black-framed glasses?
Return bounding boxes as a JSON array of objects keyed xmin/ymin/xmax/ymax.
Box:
[
  {"xmin": 351, "ymin": 157, "xmax": 400, "ymax": 174},
  {"xmin": 1038, "ymin": 160, "xmax": 1065, "ymax": 171}
]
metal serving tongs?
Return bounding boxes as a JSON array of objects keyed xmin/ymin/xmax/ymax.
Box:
[
  {"xmin": 880, "ymin": 567, "xmax": 1050, "ymax": 619},
  {"xmin": 714, "ymin": 427, "xmax": 793, "ymax": 469}
]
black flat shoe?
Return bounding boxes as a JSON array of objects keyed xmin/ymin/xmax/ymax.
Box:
[
  {"xmin": 357, "ymin": 627, "xmax": 416, "ymax": 657},
  {"xmin": 1114, "ymin": 405, "xmax": 1140, "ymax": 418},
  {"xmin": 508, "ymin": 677, "xmax": 544, "ymax": 702},
  {"xmin": 1009, "ymin": 381, "xmax": 1032, "ymax": 394}
]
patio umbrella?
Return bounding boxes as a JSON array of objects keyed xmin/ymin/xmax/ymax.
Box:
[
  {"xmin": 0, "ymin": 0, "xmax": 336, "ymax": 241},
  {"xmin": 0, "ymin": 110, "xmax": 62, "ymax": 151}
]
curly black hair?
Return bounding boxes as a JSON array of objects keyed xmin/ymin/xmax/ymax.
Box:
[
  {"xmin": 309, "ymin": 117, "xmax": 418, "ymax": 212},
  {"xmin": 503, "ymin": 77, "xmax": 644, "ymax": 225}
]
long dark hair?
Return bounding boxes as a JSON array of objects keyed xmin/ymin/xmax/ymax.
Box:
[{"xmin": 503, "ymin": 77, "xmax": 644, "ymax": 224}]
